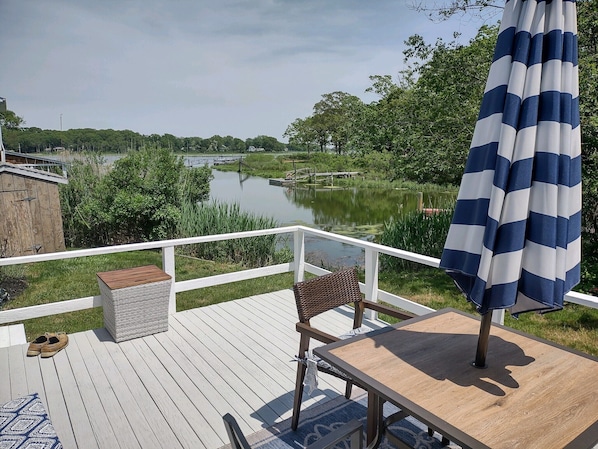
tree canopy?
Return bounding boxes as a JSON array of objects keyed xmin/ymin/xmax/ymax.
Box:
[
  {"xmin": 285, "ymin": 3, "xmax": 597, "ymax": 291},
  {"xmin": 287, "ymin": 25, "xmax": 498, "ymax": 184}
]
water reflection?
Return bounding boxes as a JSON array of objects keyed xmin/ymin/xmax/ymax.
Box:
[
  {"xmin": 284, "ymin": 186, "xmax": 453, "ymax": 229},
  {"xmin": 210, "ymin": 170, "xmax": 455, "ymax": 267},
  {"xmin": 211, "ymin": 170, "xmax": 454, "ymax": 235}
]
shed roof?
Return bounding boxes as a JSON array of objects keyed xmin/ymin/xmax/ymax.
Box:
[{"xmin": 0, "ymin": 162, "xmax": 68, "ymax": 184}]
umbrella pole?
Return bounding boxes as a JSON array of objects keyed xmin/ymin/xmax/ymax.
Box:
[{"xmin": 474, "ymin": 313, "xmax": 492, "ymax": 368}]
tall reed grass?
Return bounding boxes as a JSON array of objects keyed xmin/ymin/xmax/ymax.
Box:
[
  {"xmin": 177, "ymin": 200, "xmax": 287, "ymax": 267},
  {"xmin": 378, "ymin": 208, "xmax": 454, "ymax": 271}
]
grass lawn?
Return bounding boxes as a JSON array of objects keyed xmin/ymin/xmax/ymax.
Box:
[{"xmin": 2, "ymin": 252, "xmax": 598, "ymax": 357}]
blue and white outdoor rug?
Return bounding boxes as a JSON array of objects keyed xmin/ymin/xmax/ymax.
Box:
[
  {"xmin": 0, "ymin": 393, "xmax": 63, "ymax": 448},
  {"xmin": 223, "ymin": 394, "xmax": 457, "ymax": 449}
]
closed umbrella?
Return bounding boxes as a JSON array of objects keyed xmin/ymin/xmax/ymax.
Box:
[{"xmin": 440, "ymin": 0, "xmax": 581, "ymax": 367}]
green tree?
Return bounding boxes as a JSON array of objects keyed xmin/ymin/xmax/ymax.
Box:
[
  {"xmin": 0, "ymin": 109, "xmax": 24, "ymax": 129},
  {"xmin": 352, "ymin": 75, "xmax": 411, "ymax": 156},
  {"xmin": 284, "ymin": 117, "xmax": 318, "ymax": 154},
  {"xmin": 391, "ymin": 26, "xmax": 497, "ymax": 184},
  {"xmin": 410, "ymin": 0, "xmax": 502, "ymax": 21},
  {"xmin": 578, "ymin": 0, "xmax": 598, "ymax": 292},
  {"xmin": 245, "ymin": 135, "xmax": 285, "ymax": 152},
  {"xmin": 312, "ymin": 92, "xmax": 364, "ymax": 154}
]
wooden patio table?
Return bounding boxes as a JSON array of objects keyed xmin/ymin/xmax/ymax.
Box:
[{"xmin": 314, "ymin": 308, "xmax": 598, "ymax": 449}]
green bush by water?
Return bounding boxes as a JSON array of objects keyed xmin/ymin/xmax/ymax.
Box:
[
  {"xmin": 177, "ymin": 200, "xmax": 287, "ymax": 267},
  {"xmin": 378, "ymin": 209, "xmax": 454, "ymax": 271}
]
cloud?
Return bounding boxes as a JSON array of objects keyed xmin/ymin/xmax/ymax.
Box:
[{"xmin": 0, "ymin": 0, "xmax": 489, "ymax": 140}]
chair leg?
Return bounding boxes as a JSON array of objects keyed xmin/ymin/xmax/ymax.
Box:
[
  {"xmin": 222, "ymin": 413, "xmax": 252, "ymax": 449},
  {"xmin": 291, "ymin": 361, "xmax": 307, "ymax": 431},
  {"xmin": 428, "ymin": 427, "xmax": 450, "ymax": 446},
  {"xmin": 344, "ymin": 380, "xmax": 353, "ymax": 399}
]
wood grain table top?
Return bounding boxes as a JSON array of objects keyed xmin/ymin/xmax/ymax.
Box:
[
  {"xmin": 96, "ymin": 265, "xmax": 171, "ymax": 290},
  {"xmin": 315, "ymin": 308, "xmax": 598, "ymax": 449}
]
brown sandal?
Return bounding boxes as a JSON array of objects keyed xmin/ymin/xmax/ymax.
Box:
[
  {"xmin": 27, "ymin": 333, "xmax": 54, "ymax": 357},
  {"xmin": 40, "ymin": 332, "xmax": 68, "ymax": 358}
]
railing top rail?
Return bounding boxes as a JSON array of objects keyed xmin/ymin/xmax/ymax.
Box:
[
  {"xmin": 0, "ymin": 226, "xmax": 301, "ymax": 266},
  {"xmin": 299, "ymin": 227, "xmax": 440, "ymax": 268},
  {"xmin": 0, "ymin": 225, "xmax": 439, "ymax": 268}
]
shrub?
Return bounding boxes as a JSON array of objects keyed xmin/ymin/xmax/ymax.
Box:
[
  {"xmin": 177, "ymin": 201, "xmax": 281, "ymax": 267},
  {"xmin": 378, "ymin": 208, "xmax": 453, "ymax": 271},
  {"xmin": 60, "ymin": 148, "xmax": 213, "ymax": 246}
]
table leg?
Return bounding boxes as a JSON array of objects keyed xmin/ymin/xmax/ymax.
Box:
[{"xmin": 366, "ymin": 392, "xmax": 384, "ymax": 449}]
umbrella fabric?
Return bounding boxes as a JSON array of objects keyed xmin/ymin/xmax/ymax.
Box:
[{"xmin": 440, "ymin": 0, "xmax": 581, "ymax": 317}]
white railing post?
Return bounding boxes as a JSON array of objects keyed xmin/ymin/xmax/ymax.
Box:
[
  {"xmin": 294, "ymin": 228, "xmax": 305, "ymax": 283},
  {"xmin": 162, "ymin": 245, "xmax": 176, "ymax": 315},
  {"xmin": 364, "ymin": 248, "xmax": 379, "ymax": 321}
]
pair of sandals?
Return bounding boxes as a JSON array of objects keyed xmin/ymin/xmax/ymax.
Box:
[{"xmin": 26, "ymin": 332, "xmax": 69, "ymax": 358}]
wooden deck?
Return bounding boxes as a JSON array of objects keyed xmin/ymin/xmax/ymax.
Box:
[{"xmin": 0, "ymin": 289, "xmax": 384, "ymax": 449}]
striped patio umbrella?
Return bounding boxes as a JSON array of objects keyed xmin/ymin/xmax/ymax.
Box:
[{"xmin": 440, "ymin": 0, "xmax": 581, "ymax": 367}]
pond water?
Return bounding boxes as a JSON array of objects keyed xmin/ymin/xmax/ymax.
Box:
[{"xmin": 207, "ymin": 168, "xmax": 455, "ymax": 267}]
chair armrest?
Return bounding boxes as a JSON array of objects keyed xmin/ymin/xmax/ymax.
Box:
[
  {"xmin": 362, "ymin": 300, "xmax": 415, "ymax": 321},
  {"xmin": 296, "ymin": 322, "xmax": 339, "ymax": 345},
  {"xmin": 308, "ymin": 419, "xmax": 363, "ymax": 449}
]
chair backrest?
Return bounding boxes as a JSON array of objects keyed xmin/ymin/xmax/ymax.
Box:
[{"xmin": 293, "ymin": 268, "xmax": 363, "ymax": 323}]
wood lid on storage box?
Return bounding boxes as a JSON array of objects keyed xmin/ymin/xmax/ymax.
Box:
[{"xmin": 96, "ymin": 265, "xmax": 171, "ymax": 290}]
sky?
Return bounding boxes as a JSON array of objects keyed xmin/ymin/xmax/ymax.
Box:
[{"xmin": 0, "ymin": 1, "xmax": 493, "ymax": 142}]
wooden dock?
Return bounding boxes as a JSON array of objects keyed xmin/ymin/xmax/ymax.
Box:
[{"xmin": 270, "ymin": 171, "xmax": 359, "ymax": 186}]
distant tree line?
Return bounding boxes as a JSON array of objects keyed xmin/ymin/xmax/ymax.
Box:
[{"xmin": 0, "ymin": 124, "xmax": 289, "ymax": 154}]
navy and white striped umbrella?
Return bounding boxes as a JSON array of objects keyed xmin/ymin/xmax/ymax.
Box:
[{"xmin": 440, "ymin": 0, "xmax": 581, "ymax": 366}]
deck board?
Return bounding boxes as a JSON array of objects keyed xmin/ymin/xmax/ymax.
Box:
[
  {"xmin": 122, "ymin": 337, "xmax": 202, "ymax": 448},
  {"xmin": 8, "ymin": 344, "xmax": 28, "ymax": 398},
  {"xmin": 0, "ymin": 289, "xmax": 376, "ymax": 449},
  {"xmin": 43, "ymin": 350, "xmax": 91, "ymax": 449},
  {"xmin": 0, "ymin": 324, "xmax": 26, "ymax": 348},
  {"xmin": 0, "ymin": 347, "xmax": 9, "ymax": 402},
  {"xmin": 96, "ymin": 327, "xmax": 184, "ymax": 449},
  {"xmin": 74, "ymin": 332, "xmax": 143, "ymax": 449},
  {"xmin": 41, "ymin": 348, "xmax": 82, "ymax": 447},
  {"xmin": 65, "ymin": 335, "xmax": 123, "ymax": 449},
  {"xmin": 170, "ymin": 314, "xmax": 271, "ymax": 432}
]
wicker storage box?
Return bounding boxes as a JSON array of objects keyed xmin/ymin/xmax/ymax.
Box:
[{"xmin": 97, "ymin": 265, "xmax": 172, "ymax": 342}]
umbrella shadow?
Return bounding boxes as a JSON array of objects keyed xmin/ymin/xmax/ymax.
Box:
[{"xmin": 371, "ymin": 329, "xmax": 535, "ymax": 397}]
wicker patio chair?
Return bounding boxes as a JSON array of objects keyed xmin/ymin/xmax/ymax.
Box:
[
  {"xmin": 223, "ymin": 413, "xmax": 363, "ymax": 449},
  {"xmin": 291, "ymin": 267, "xmax": 415, "ymax": 431}
]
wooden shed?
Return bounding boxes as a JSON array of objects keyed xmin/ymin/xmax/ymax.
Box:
[{"xmin": 0, "ymin": 161, "xmax": 68, "ymax": 257}]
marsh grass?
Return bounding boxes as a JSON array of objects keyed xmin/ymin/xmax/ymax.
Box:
[
  {"xmin": 177, "ymin": 200, "xmax": 287, "ymax": 267},
  {"xmin": 378, "ymin": 209, "xmax": 454, "ymax": 270},
  {"xmin": 217, "ymin": 153, "xmax": 458, "ymax": 193}
]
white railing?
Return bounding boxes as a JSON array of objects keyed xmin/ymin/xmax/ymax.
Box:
[{"xmin": 1, "ymin": 225, "xmax": 596, "ymax": 325}]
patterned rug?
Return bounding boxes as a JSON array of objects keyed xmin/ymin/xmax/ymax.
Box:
[
  {"xmin": 0, "ymin": 393, "xmax": 63, "ymax": 448},
  {"xmin": 222, "ymin": 394, "xmax": 456, "ymax": 449}
]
